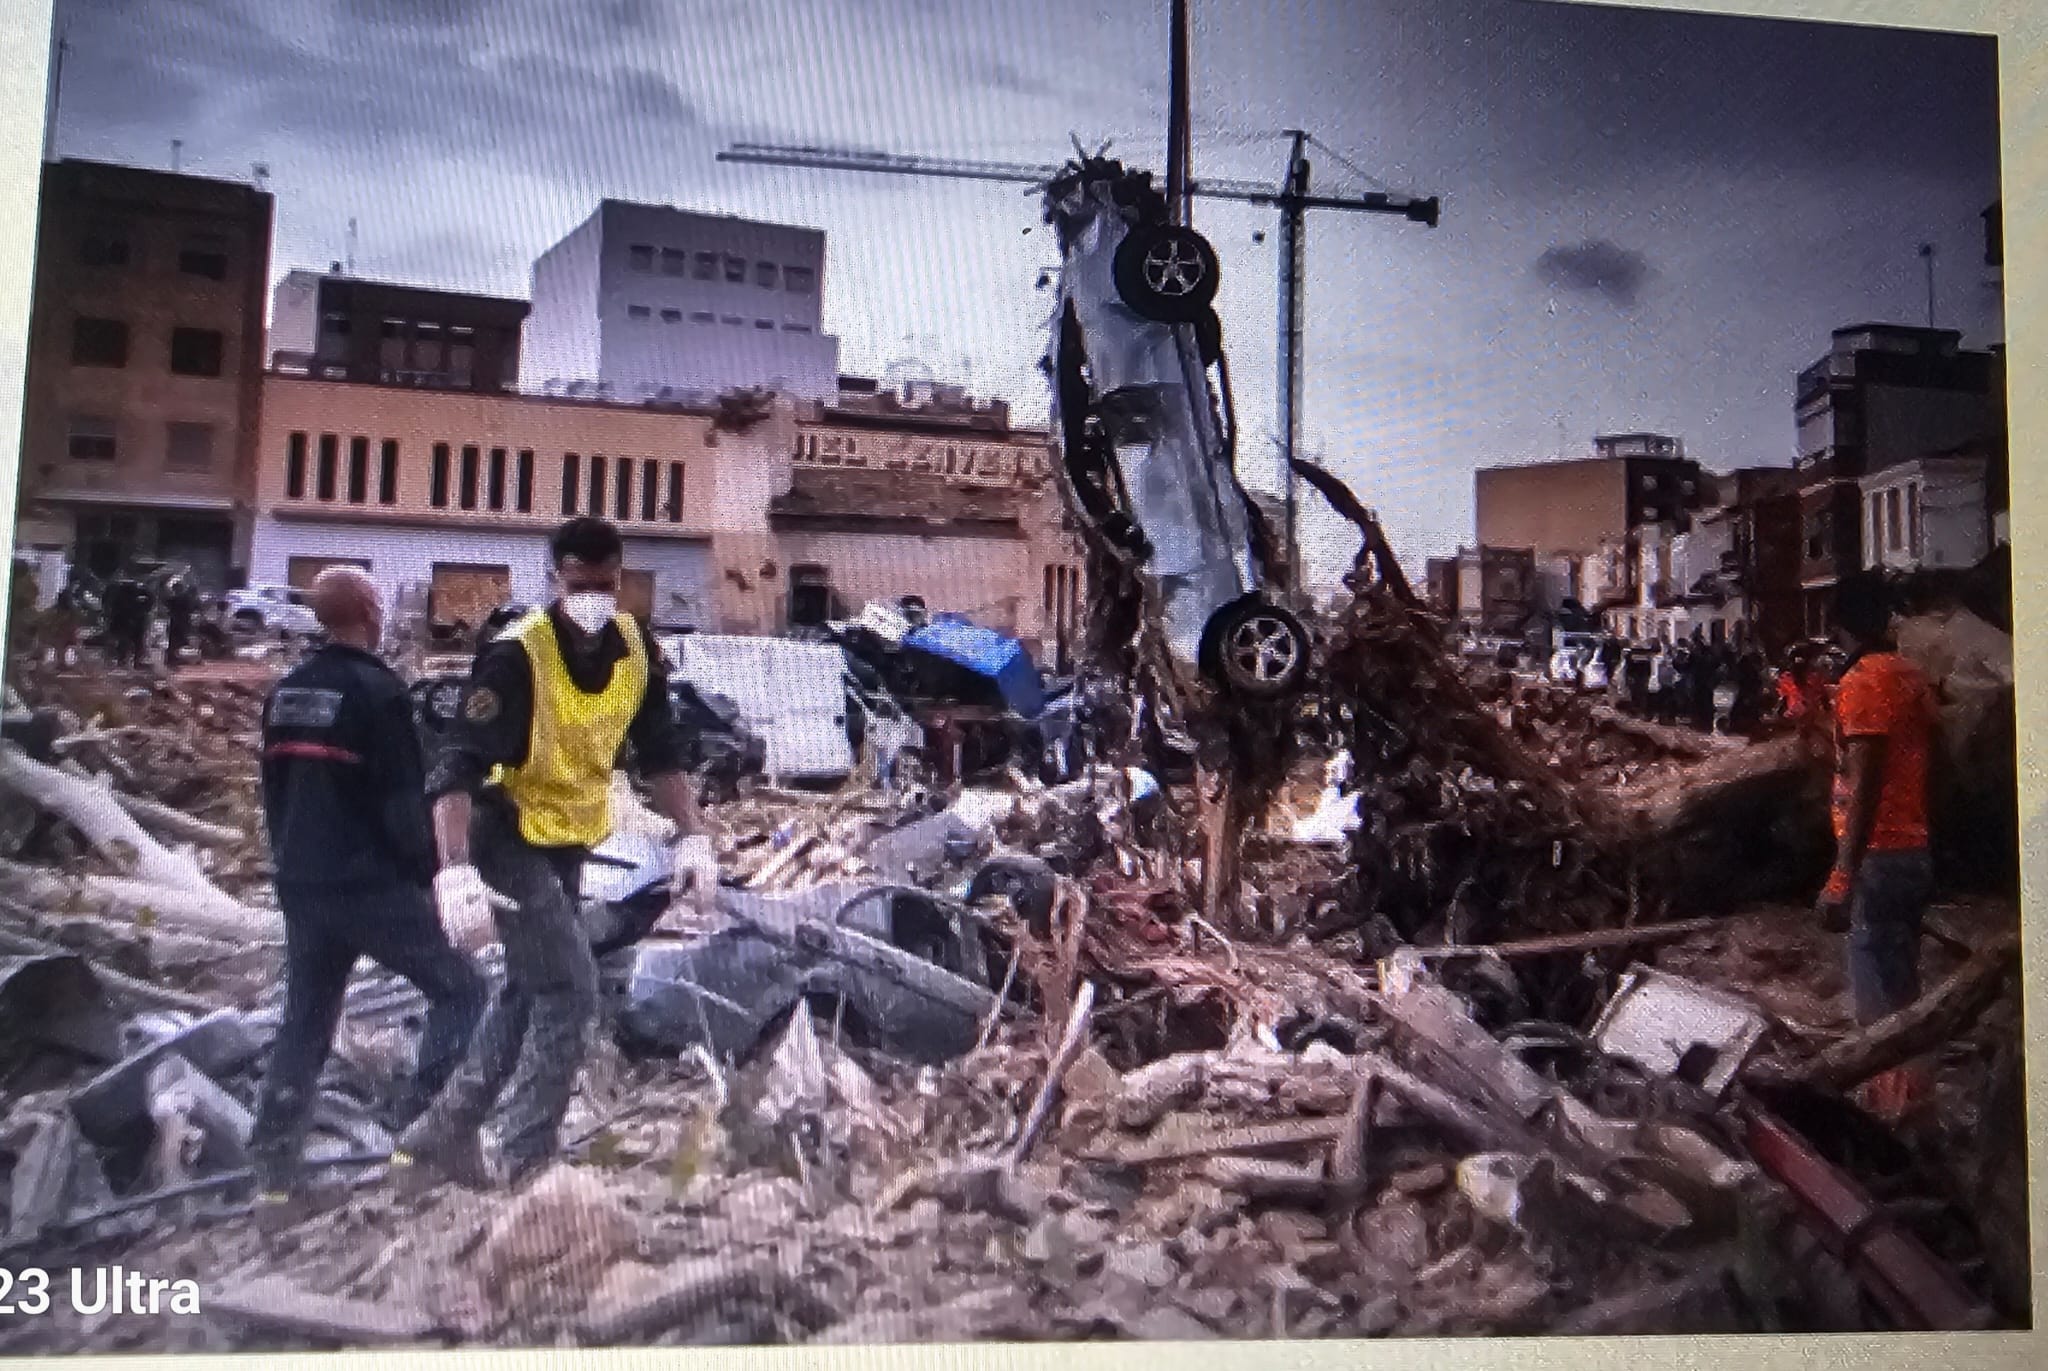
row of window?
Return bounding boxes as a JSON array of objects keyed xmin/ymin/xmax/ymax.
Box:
[
  {"xmin": 65, "ymin": 415, "xmax": 216, "ymax": 471},
  {"xmin": 78, "ymin": 228, "xmax": 232, "ymax": 281},
  {"xmin": 70, "ymin": 317, "xmax": 227, "ymax": 376},
  {"xmin": 624, "ymin": 244, "xmax": 815, "ymax": 293},
  {"xmin": 621, "ymin": 304, "xmax": 813, "ymax": 333},
  {"xmin": 284, "ymin": 433, "xmax": 410, "ymax": 508},
  {"xmin": 559, "ymin": 452, "xmax": 686, "ymax": 524}
]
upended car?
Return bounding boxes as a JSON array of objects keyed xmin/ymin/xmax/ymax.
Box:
[{"xmin": 1042, "ymin": 156, "xmax": 1309, "ymax": 698}]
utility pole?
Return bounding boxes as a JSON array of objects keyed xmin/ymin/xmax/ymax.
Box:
[
  {"xmin": 1167, "ymin": 0, "xmax": 1192, "ymax": 224},
  {"xmin": 1276, "ymin": 130, "xmax": 1309, "ymax": 579},
  {"xmin": 1918, "ymin": 242, "xmax": 1936, "ymax": 327}
]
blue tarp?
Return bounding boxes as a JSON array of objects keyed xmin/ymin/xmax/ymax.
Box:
[{"xmin": 903, "ymin": 616, "xmax": 1047, "ymax": 718}]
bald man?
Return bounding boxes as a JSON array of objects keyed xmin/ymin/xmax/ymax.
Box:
[{"xmin": 249, "ymin": 568, "xmax": 485, "ymax": 1216}]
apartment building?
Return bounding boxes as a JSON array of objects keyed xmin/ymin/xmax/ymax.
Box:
[
  {"xmin": 522, "ymin": 200, "xmax": 841, "ymax": 402},
  {"xmin": 13, "ymin": 159, "xmax": 273, "ymax": 589},
  {"xmin": 269, "ymin": 269, "xmax": 529, "ymax": 393},
  {"xmin": 1793, "ymin": 323, "xmax": 1997, "ymax": 633},
  {"xmin": 1475, "ymin": 433, "xmax": 1705, "ymax": 561}
]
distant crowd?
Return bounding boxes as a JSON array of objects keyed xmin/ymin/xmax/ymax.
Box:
[{"xmin": 1546, "ymin": 629, "xmax": 1843, "ymax": 736}]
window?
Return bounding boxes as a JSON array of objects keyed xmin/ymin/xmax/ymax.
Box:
[
  {"xmin": 562, "ymin": 452, "xmax": 581, "ymax": 514},
  {"xmin": 459, "ymin": 445, "xmax": 481, "ymax": 510},
  {"xmin": 755, "ymin": 319, "xmax": 775, "ymax": 330},
  {"xmin": 661, "ymin": 308, "xmax": 683, "ymax": 323},
  {"xmin": 178, "ymin": 245, "xmax": 229, "ymax": 280},
  {"xmin": 162, "ymin": 421, "xmax": 213, "ymax": 472},
  {"xmin": 614, "ymin": 456, "xmax": 632, "ymax": 520},
  {"xmin": 1885, "ymin": 487, "xmax": 1903, "ymax": 552},
  {"xmin": 316, "ymin": 434, "xmax": 339, "ymax": 501},
  {"xmin": 755, "ymin": 261, "xmax": 778, "ymax": 288},
  {"xmin": 379, "ymin": 440, "xmax": 400, "ymax": 504},
  {"xmin": 169, "ymin": 327, "xmax": 225, "ymax": 377},
  {"xmin": 627, "ymin": 304, "xmax": 652, "ymax": 320},
  {"xmin": 628, "ymin": 244, "xmax": 656, "ymax": 272},
  {"xmin": 430, "ymin": 443, "xmax": 451, "ymax": 507},
  {"xmin": 693, "ymin": 251, "xmax": 717, "ymax": 280},
  {"xmin": 67, "ymin": 415, "xmax": 117, "ymax": 461},
  {"xmin": 783, "ymin": 322, "xmax": 812, "ymax": 334},
  {"xmin": 1908, "ymin": 482, "xmax": 1921, "ymax": 558},
  {"xmin": 78, "ymin": 231, "xmax": 130, "ymax": 267},
  {"xmin": 723, "ymin": 254, "xmax": 747, "ymax": 282},
  {"xmin": 689, "ymin": 310, "xmax": 715, "ymax": 324},
  {"xmin": 790, "ymin": 565, "xmax": 832, "ymax": 627},
  {"xmin": 721, "ymin": 315, "xmax": 742, "ymax": 326},
  {"xmin": 286, "ymin": 433, "xmax": 308, "ymax": 498},
  {"xmin": 588, "ymin": 454, "xmax": 606, "ymax": 514},
  {"xmin": 784, "ymin": 265, "xmax": 815, "ymax": 293},
  {"xmin": 347, "ymin": 436, "xmax": 369, "ymax": 503},
  {"xmin": 661, "ymin": 248, "xmax": 688, "ymax": 276},
  {"xmin": 71, "ymin": 317, "xmax": 129, "ymax": 368},
  {"xmin": 487, "ymin": 447, "xmax": 507, "ymax": 511},
  {"xmin": 516, "ymin": 449, "xmax": 534, "ymax": 513},
  {"xmin": 666, "ymin": 462, "xmax": 683, "ymax": 522},
  {"xmin": 636, "ymin": 460, "xmax": 657, "ymax": 521}
]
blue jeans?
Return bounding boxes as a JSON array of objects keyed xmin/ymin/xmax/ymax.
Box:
[{"xmin": 1847, "ymin": 849, "xmax": 1935, "ymax": 1025}]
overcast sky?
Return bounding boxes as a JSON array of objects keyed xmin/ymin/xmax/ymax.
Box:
[{"xmin": 44, "ymin": 0, "xmax": 2002, "ymax": 576}]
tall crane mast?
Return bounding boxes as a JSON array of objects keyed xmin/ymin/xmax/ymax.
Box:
[{"xmin": 718, "ymin": 138, "xmax": 1438, "ymax": 574}]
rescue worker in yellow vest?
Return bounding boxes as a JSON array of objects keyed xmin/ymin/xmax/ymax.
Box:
[{"xmin": 395, "ymin": 516, "xmax": 718, "ymax": 1187}]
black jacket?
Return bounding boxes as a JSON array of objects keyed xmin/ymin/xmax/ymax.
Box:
[
  {"xmin": 425, "ymin": 607, "xmax": 686, "ymax": 804},
  {"xmin": 261, "ymin": 643, "xmax": 436, "ymax": 890}
]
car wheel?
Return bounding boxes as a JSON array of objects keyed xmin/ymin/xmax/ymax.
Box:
[
  {"xmin": 1112, "ymin": 223, "xmax": 1221, "ymax": 322},
  {"xmin": 966, "ymin": 855, "xmax": 1059, "ymax": 939},
  {"xmin": 1205, "ymin": 598, "xmax": 1310, "ymax": 697}
]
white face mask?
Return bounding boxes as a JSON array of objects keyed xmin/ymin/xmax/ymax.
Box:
[{"xmin": 561, "ymin": 592, "xmax": 617, "ymax": 636}]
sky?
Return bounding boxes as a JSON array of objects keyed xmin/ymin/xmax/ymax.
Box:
[{"xmin": 41, "ymin": 0, "xmax": 2003, "ymax": 579}]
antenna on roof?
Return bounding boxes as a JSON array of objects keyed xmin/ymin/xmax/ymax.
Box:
[
  {"xmin": 170, "ymin": 139, "xmax": 183, "ymax": 173},
  {"xmin": 251, "ymin": 162, "xmax": 271, "ymax": 191}
]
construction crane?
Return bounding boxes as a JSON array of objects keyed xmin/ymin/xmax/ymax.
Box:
[{"xmin": 716, "ymin": 135, "xmax": 1438, "ymax": 571}]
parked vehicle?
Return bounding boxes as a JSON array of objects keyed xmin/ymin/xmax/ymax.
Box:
[
  {"xmin": 666, "ymin": 634, "xmax": 857, "ymax": 783},
  {"xmin": 219, "ymin": 585, "xmax": 320, "ymax": 637},
  {"xmin": 1044, "ymin": 156, "xmax": 1307, "ymax": 699}
]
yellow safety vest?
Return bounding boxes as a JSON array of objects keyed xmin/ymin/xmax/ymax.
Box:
[{"xmin": 488, "ymin": 610, "xmax": 647, "ymax": 848}]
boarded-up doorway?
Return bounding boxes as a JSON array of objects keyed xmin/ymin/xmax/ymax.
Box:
[
  {"xmin": 287, "ymin": 556, "xmax": 371, "ymax": 590},
  {"xmin": 429, "ymin": 562, "xmax": 511, "ymax": 629},
  {"xmin": 619, "ymin": 569, "xmax": 655, "ymax": 624}
]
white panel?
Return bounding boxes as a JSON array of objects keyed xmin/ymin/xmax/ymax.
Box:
[{"xmin": 248, "ymin": 518, "xmax": 555, "ymax": 611}]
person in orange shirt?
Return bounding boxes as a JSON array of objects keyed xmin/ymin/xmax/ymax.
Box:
[{"xmin": 1814, "ymin": 571, "xmax": 1938, "ymax": 1122}]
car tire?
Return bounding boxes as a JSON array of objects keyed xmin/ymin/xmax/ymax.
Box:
[
  {"xmin": 1202, "ymin": 597, "xmax": 1311, "ymax": 698},
  {"xmin": 1112, "ymin": 223, "xmax": 1221, "ymax": 322},
  {"xmin": 966, "ymin": 855, "xmax": 1059, "ymax": 939}
]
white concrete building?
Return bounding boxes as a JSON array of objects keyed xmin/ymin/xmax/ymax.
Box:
[
  {"xmin": 521, "ymin": 200, "xmax": 841, "ymax": 403},
  {"xmin": 1860, "ymin": 456, "xmax": 1990, "ymax": 573}
]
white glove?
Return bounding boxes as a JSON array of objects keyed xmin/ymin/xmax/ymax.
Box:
[
  {"xmin": 669, "ymin": 836, "xmax": 719, "ymax": 918},
  {"xmin": 435, "ymin": 863, "xmax": 510, "ymax": 952}
]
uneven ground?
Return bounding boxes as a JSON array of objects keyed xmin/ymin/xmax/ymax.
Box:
[{"xmin": 0, "ymin": 650, "xmax": 2028, "ymax": 1351}]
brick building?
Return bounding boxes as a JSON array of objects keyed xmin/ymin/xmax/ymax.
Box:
[
  {"xmin": 1475, "ymin": 433, "xmax": 1705, "ymax": 561},
  {"xmin": 12, "ymin": 159, "xmax": 273, "ymax": 589}
]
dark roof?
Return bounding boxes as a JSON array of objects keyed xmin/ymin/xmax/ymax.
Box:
[{"xmin": 768, "ymin": 465, "xmax": 1024, "ymax": 529}]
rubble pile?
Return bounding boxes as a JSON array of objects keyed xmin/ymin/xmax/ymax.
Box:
[{"xmin": 0, "ymin": 576, "xmax": 2029, "ymax": 1351}]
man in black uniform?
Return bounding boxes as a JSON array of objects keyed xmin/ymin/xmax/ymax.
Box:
[
  {"xmin": 249, "ymin": 567, "xmax": 486, "ymax": 1206},
  {"xmin": 397, "ymin": 516, "xmax": 716, "ymax": 1188},
  {"xmin": 103, "ymin": 566, "xmax": 153, "ymax": 669},
  {"xmin": 163, "ymin": 575, "xmax": 199, "ymax": 668}
]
